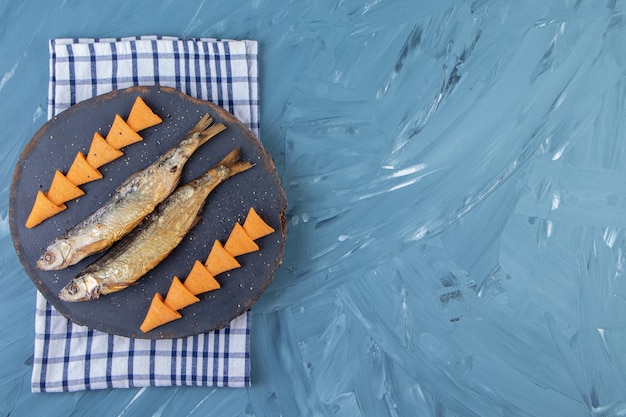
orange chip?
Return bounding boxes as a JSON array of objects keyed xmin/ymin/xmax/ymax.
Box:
[
  {"xmin": 46, "ymin": 170, "xmax": 85, "ymax": 206},
  {"xmin": 243, "ymin": 207, "xmax": 275, "ymax": 240},
  {"xmin": 66, "ymin": 152, "xmax": 103, "ymax": 185},
  {"xmin": 140, "ymin": 293, "xmax": 182, "ymax": 333},
  {"xmin": 25, "ymin": 190, "xmax": 67, "ymax": 228},
  {"xmin": 106, "ymin": 114, "xmax": 143, "ymax": 149},
  {"xmin": 184, "ymin": 260, "xmax": 221, "ymax": 295},
  {"xmin": 86, "ymin": 131, "xmax": 124, "ymax": 168},
  {"xmin": 205, "ymin": 240, "xmax": 241, "ymax": 276},
  {"xmin": 126, "ymin": 96, "xmax": 163, "ymax": 132},
  {"xmin": 224, "ymin": 222, "xmax": 259, "ymax": 257},
  {"xmin": 164, "ymin": 276, "xmax": 200, "ymax": 311}
]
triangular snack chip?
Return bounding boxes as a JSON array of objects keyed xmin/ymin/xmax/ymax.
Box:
[
  {"xmin": 66, "ymin": 152, "xmax": 103, "ymax": 185},
  {"xmin": 140, "ymin": 293, "xmax": 182, "ymax": 333},
  {"xmin": 164, "ymin": 276, "xmax": 200, "ymax": 311},
  {"xmin": 106, "ymin": 114, "xmax": 143, "ymax": 149},
  {"xmin": 205, "ymin": 240, "xmax": 241, "ymax": 276},
  {"xmin": 243, "ymin": 207, "xmax": 275, "ymax": 240},
  {"xmin": 46, "ymin": 170, "xmax": 85, "ymax": 206},
  {"xmin": 86, "ymin": 131, "xmax": 124, "ymax": 168},
  {"xmin": 224, "ymin": 222, "xmax": 259, "ymax": 257},
  {"xmin": 126, "ymin": 96, "xmax": 163, "ymax": 132},
  {"xmin": 184, "ymin": 260, "xmax": 221, "ymax": 295},
  {"xmin": 25, "ymin": 190, "xmax": 67, "ymax": 228}
]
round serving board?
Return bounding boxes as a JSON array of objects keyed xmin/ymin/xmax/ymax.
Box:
[{"xmin": 10, "ymin": 86, "xmax": 287, "ymax": 339}]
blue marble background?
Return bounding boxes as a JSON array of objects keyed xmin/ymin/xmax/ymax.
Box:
[{"xmin": 2, "ymin": 1, "xmax": 626, "ymax": 416}]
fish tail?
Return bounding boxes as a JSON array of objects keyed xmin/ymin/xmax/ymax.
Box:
[
  {"xmin": 228, "ymin": 160, "xmax": 254, "ymax": 177},
  {"xmin": 216, "ymin": 147, "xmax": 254, "ymax": 177},
  {"xmin": 189, "ymin": 113, "xmax": 227, "ymax": 146}
]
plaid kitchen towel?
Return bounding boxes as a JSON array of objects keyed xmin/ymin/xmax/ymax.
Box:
[{"xmin": 31, "ymin": 36, "xmax": 258, "ymax": 392}]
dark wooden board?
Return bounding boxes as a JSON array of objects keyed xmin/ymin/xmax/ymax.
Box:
[{"xmin": 9, "ymin": 86, "xmax": 287, "ymax": 339}]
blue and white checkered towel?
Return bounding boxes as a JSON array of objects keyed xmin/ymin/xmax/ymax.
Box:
[{"xmin": 31, "ymin": 36, "xmax": 258, "ymax": 392}]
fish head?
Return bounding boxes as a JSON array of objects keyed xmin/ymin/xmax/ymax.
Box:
[
  {"xmin": 36, "ymin": 241, "xmax": 72, "ymax": 270},
  {"xmin": 59, "ymin": 274, "xmax": 100, "ymax": 302}
]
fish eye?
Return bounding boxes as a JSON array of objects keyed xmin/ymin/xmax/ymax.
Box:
[
  {"xmin": 43, "ymin": 252, "xmax": 55, "ymax": 263},
  {"xmin": 67, "ymin": 283, "xmax": 78, "ymax": 295}
]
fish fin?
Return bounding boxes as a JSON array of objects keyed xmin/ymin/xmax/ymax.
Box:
[
  {"xmin": 102, "ymin": 282, "xmax": 130, "ymax": 293},
  {"xmin": 216, "ymin": 147, "xmax": 254, "ymax": 177},
  {"xmin": 228, "ymin": 161, "xmax": 254, "ymax": 177},
  {"xmin": 216, "ymin": 147, "xmax": 241, "ymax": 167},
  {"xmin": 190, "ymin": 113, "xmax": 227, "ymax": 146},
  {"xmin": 198, "ymin": 122, "xmax": 227, "ymax": 146},
  {"xmin": 189, "ymin": 113, "xmax": 213, "ymax": 134}
]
